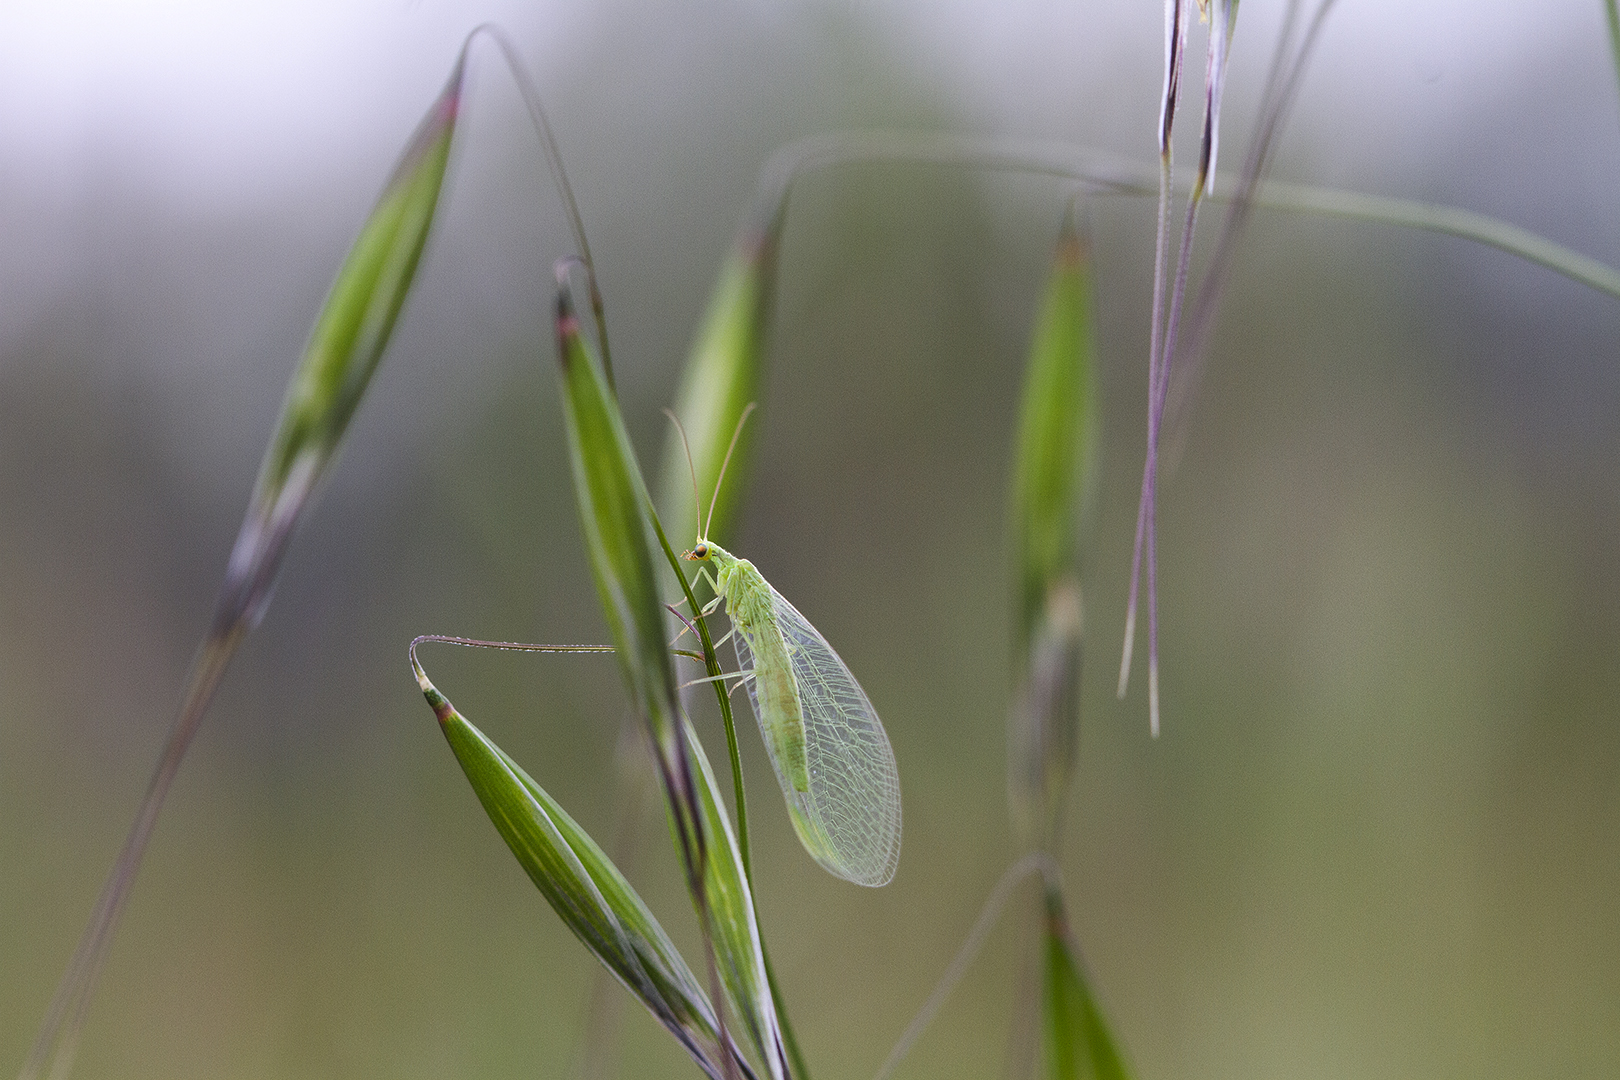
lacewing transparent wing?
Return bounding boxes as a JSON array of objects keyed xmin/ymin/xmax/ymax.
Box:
[{"xmin": 733, "ymin": 585, "xmax": 901, "ymax": 887}]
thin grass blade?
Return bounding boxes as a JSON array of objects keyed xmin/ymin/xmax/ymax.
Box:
[
  {"xmin": 17, "ymin": 60, "xmax": 465, "ymax": 1080},
  {"xmin": 1040, "ymin": 888, "xmax": 1132, "ymax": 1080}
]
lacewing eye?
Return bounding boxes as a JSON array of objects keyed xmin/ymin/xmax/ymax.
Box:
[{"xmin": 693, "ymin": 543, "xmax": 709, "ymax": 559}]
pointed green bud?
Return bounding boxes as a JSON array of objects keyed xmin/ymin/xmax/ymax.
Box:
[{"xmin": 553, "ymin": 274, "xmax": 683, "ymax": 760}]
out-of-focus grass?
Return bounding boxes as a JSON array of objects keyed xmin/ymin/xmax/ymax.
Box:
[{"xmin": 3, "ymin": 5, "xmax": 1619, "ymax": 1080}]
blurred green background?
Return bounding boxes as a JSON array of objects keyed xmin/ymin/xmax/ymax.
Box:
[{"xmin": 2, "ymin": 2, "xmax": 1618, "ymax": 1078}]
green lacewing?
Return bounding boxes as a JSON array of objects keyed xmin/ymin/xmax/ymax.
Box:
[{"xmin": 674, "ymin": 405, "xmax": 901, "ymax": 887}]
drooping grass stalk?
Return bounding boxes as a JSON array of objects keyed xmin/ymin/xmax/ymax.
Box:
[
  {"xmin": 1255, "ymin": 177, "xmax": 1620, "ymax": 295},
  {"xmin": 467, "ymin": 23, "xmax": 616, "ymax": 388},
  {"xmin": 18, "ymin": 60, "xmax": 466, "ymax": 1080},
  {"xmin": 745, "ymin": 130, "xmax": 1620, "ymax": 303}
]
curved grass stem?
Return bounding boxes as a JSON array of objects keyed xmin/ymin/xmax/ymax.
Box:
[
  {"xmin": 746, "ymin": 131, "xmax": 1620, "ymax": 306},
  {"xmin": 467, "ymin": 23, "xmax": 616, "ymax": 389}
]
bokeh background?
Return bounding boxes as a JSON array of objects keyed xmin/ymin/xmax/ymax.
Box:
[{"xmin": 3, "ymin": 1, "xmax": 1618, "ymax": 1078}]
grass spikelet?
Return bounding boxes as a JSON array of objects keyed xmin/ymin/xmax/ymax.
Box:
[
  {"xmin": 1010, "ymin": 218, "xmax": 1098, "ymax": 657},
  {"xmin": 1607, "ymin": 0, "xmax": 1620, "ymax": 112},
  {"xmin": 1008, "ymin": 216, "xmax": 1097, "ymax": 848},
  {"xmin": 410, "ymin": 643, "xmax": 745, "ymax": 1080},
  {"xmin": 17, "ymin": 59, "xmax": 465, "ymax": 1080}
]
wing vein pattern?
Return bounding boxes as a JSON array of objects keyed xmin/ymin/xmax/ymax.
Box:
[{"xmin": 733, "ymin": 586, "xmax": 901, "ymax": 886}]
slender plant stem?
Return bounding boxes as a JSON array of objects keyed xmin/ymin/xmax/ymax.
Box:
[
  {"xmin": 1166, "ymin": 0, "xmax": 1338, "ymax": 449},
  {"xmin": 648, "ymin": 511, "xmax": 805, "ymax": 1080},
  {"xmin": 1144, "ymin": 186, "xmax": 1205, "ymax": 738},
  {"xmin": 1254, "ymin": 179, "xmax": 1620, "ymax": 298},
  {"xmin": 21, "ymin": 627, "xmax": 244, "ymax": 1080},
  {"xmin": 744, "ymin": 131, "xmax": 1620, "ymax": 303},
  {"xmin": 1118, "ymin": 152, "xmax": 1171, "ymax": 706},
  {"xmin": 871, "ymin": 853, "xmax": 1056, "ymax": 1080},
  {"xmin": 470, "ymin": 24, "xmax": 615, "ymax": 389},
  {"xmin": 763, "ymin": 951, "xmax": 812, "ymax": 1080}
]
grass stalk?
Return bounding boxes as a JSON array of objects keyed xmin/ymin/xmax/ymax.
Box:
[
  {"xmin": 1119, "ymin": 0, "xmax": 1192, "ymax": 735},
  {"xmin": 469, "ymin": 23, "xmax": 615, "ymax": 386},
  {"xmin": 871, "ymin": 854, "xmax": 1056, "ymax": 1080},
  {"xmin": 739, "ymin": 131, "xmax": 1620, "ymax": 303},
  {"xmin": 649, "ymin": 503, "xmax": 809, "ymax": 1080}
]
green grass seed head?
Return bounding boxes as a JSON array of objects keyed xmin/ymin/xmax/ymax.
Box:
[{"xmin": 222, "ymin": 56, "xmax": 463, "ymax": 636}]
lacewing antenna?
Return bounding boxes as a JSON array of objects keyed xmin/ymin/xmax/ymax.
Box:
[
  {"xmin": 662, "ymin": 407, "xmax": 704, "ymax": 538},
  {"xmin": 706, "ymin": 402, "xmax": 758, "ymax": 540}
]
